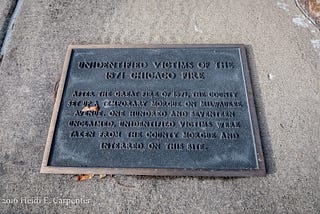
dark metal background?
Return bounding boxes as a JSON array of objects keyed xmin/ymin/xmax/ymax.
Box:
[{"xmin": 41, "ymin": 45, "xmax": 265, "ymax": 176}]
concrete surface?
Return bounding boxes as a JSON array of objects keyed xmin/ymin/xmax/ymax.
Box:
[
  {"xmin": 0, "ymin": 0, "xmax": 319, "ymax": 213},
  {"xmin": 0, "ymin": 0, "xmax": 17, "ymax": 49}
]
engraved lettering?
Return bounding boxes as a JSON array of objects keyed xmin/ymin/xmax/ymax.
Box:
[
  {"xmin": 148, "ymin": 143, "xmax": 161, "ymax": 150},
  {"xmin": 141, "ymin": 91, "xmax": 171, "ymax": 98},
  {"xmin": 105, "ymin": 72, "xmax": 125, "ymax": 79},
  {"xmin": 130, "ymin": 71, "xmax": 176, "ymax": 80},
  {"xmin": 192, "ymin": 91, "xmax": 207, "ymax": 97},
  {"xmin": 98, "ymin": 91, "xmax": 112, "ymax": 97},
  {"xmin": 182, "ymin": 132, "xmax": 217, "ymax": 139},
  {"xmin": 72, "ymin": 91, "xmax": 95, "ymax": 97},
  {"xmin": 220, "ymin": 132, "xmax": 240, "ymax": 139},
  {"xmin": 114, "ymin": 90, "xmax": 140, "ymax": 97},
  {"xmin": 179, "ymin": 121, "xmax": 214, "ymax": 128},
  {"xmin": 169, "ymin": 111, "xmax": 188, "ymax": 117},
  {"xmin": 200, "ymin": 101, "xmax": 243, "ymax": 108},
  {"xmin": 187, "ymin": 143, "xmax": 206, "ymax": 151},
  {"xmin": 151, "ymin": 100, "xmax": 182, "ymax": 107},
  {"xmin": 127, "ymin": 132, "xmax": 143, "ymax": 138},
  {"xmin": 184, "ymin": 101, "xmax": 197, "ymax": 107},
  {"xmin": 68, "ymin": 120, "xmax": 115, "ymax": 127},
  {"xmin": 129, "ymin": 110, "xmax": 167, "ymax": 117},
  {"xmin": 173, "ymin": 91, "xmax": 189, "ymax": 97},
  {"xmin": 190, "ymin": 111, "xmax": 235, "ymax": 118},
  {"xmin": 216, "ymin": 121, "xmax": 240, "ymax": 128},
  {"xmin": 181, "ymin": 71, "xmax": 205, "ymax": 79},
  {"xmin": 165, "ymin": 143, "xmax": 184, "ymax": 150},
  {"xmin": 78, "ymin": 61, "xmax": 148, "ymax": 69},
  {"xmin": 70, "ymin": 130, "xmax": 95, "ymax": 138},
  {"xmin": 100, "ymin": 142, "xmax": 144, "ymax": 150},
  {"xmin": 67, "ymin": 100, "xmax": 81, "ymax": 107},
  {"xmin": 215, "ymin": 61, "xmax": 234, "ymax": 69},
  {"xmin": 103, "ymin": 100, "xmax": 147, "ymax": 107},
  {"xmin": 73, "ymin": 110, "xmax": 104, "ymax": 117},
  {"xmin": 152, "ymin": 61, "xmax": 194, "ymax": 69},
  {"xmin": 145, "ymin": 131, "xmax": 179, "ymax": 139},
  {"xmin": 208, "ymin": 91, "xmax": 238, "ymax": 97},
  {"xmin": 98, "ymin": 131, "xmax": 121, "ymax": 138},
  {"xmin": 119, "ymin": 121, "xmax": 175, "ymax": 128},
  {"xmin": 108, "ymin": 110, "xmax": 125, "ymax": 117}
]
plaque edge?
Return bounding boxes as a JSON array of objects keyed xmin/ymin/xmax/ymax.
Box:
[
  {"xmin": 41, "ymin": 45, "xmax": 73, "ymax": 172},
  {"xmin": 66, "ymin": 43, "xmax": 246, "ymax": 50},
  {"xmin": 239, "ymin": 45, "xmax": 266, "ymax": 176},
  {"xmin": 40, "ymin": 166, "xmax": 266, "ymax": 177}
]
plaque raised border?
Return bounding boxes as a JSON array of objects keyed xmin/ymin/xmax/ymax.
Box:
[{"xmin": 41, "ymin": 44, "xmax": 266, "ymax": 177}]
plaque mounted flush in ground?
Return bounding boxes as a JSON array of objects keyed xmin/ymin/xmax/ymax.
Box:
[{"xmin": 41, "ymin": 44, "xmax": 266, "ymax": 177}]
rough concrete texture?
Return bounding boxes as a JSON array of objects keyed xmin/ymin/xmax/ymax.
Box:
[
  {"xmin": 0, "ymin": 0, "xmax": 17, "ymax": 49},
  {"xmin": 0, "ymin": 0, "xmax": 319, "ymax": 213}
]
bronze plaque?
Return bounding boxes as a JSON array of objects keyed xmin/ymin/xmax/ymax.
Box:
[{"xmin": 41, "ymin": 45, "xmax": 265, "ymax": 176}]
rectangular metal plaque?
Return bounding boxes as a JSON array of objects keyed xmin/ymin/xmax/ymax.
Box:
[{"xmin": 41, "ymin": 44, "xmax": 265, "ymax": 176}]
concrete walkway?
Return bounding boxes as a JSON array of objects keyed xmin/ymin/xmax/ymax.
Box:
[{"xmin": 0, "ymin": 0, "xmax": 319, "ymax": 213}]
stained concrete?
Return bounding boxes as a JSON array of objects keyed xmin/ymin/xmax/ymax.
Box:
[{"xmin": 0, "ymin": 0, "xmax": 319, "ymax": 213}]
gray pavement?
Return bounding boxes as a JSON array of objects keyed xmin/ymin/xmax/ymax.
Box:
[{"xmin": 0, "ymin": 0, "xmax": 319, "ymax": 213}]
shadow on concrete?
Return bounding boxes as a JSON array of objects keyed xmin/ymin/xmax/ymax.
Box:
[{"xmin": 245, "ymin": 45, "xmax": 276, "ymax": 175}]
